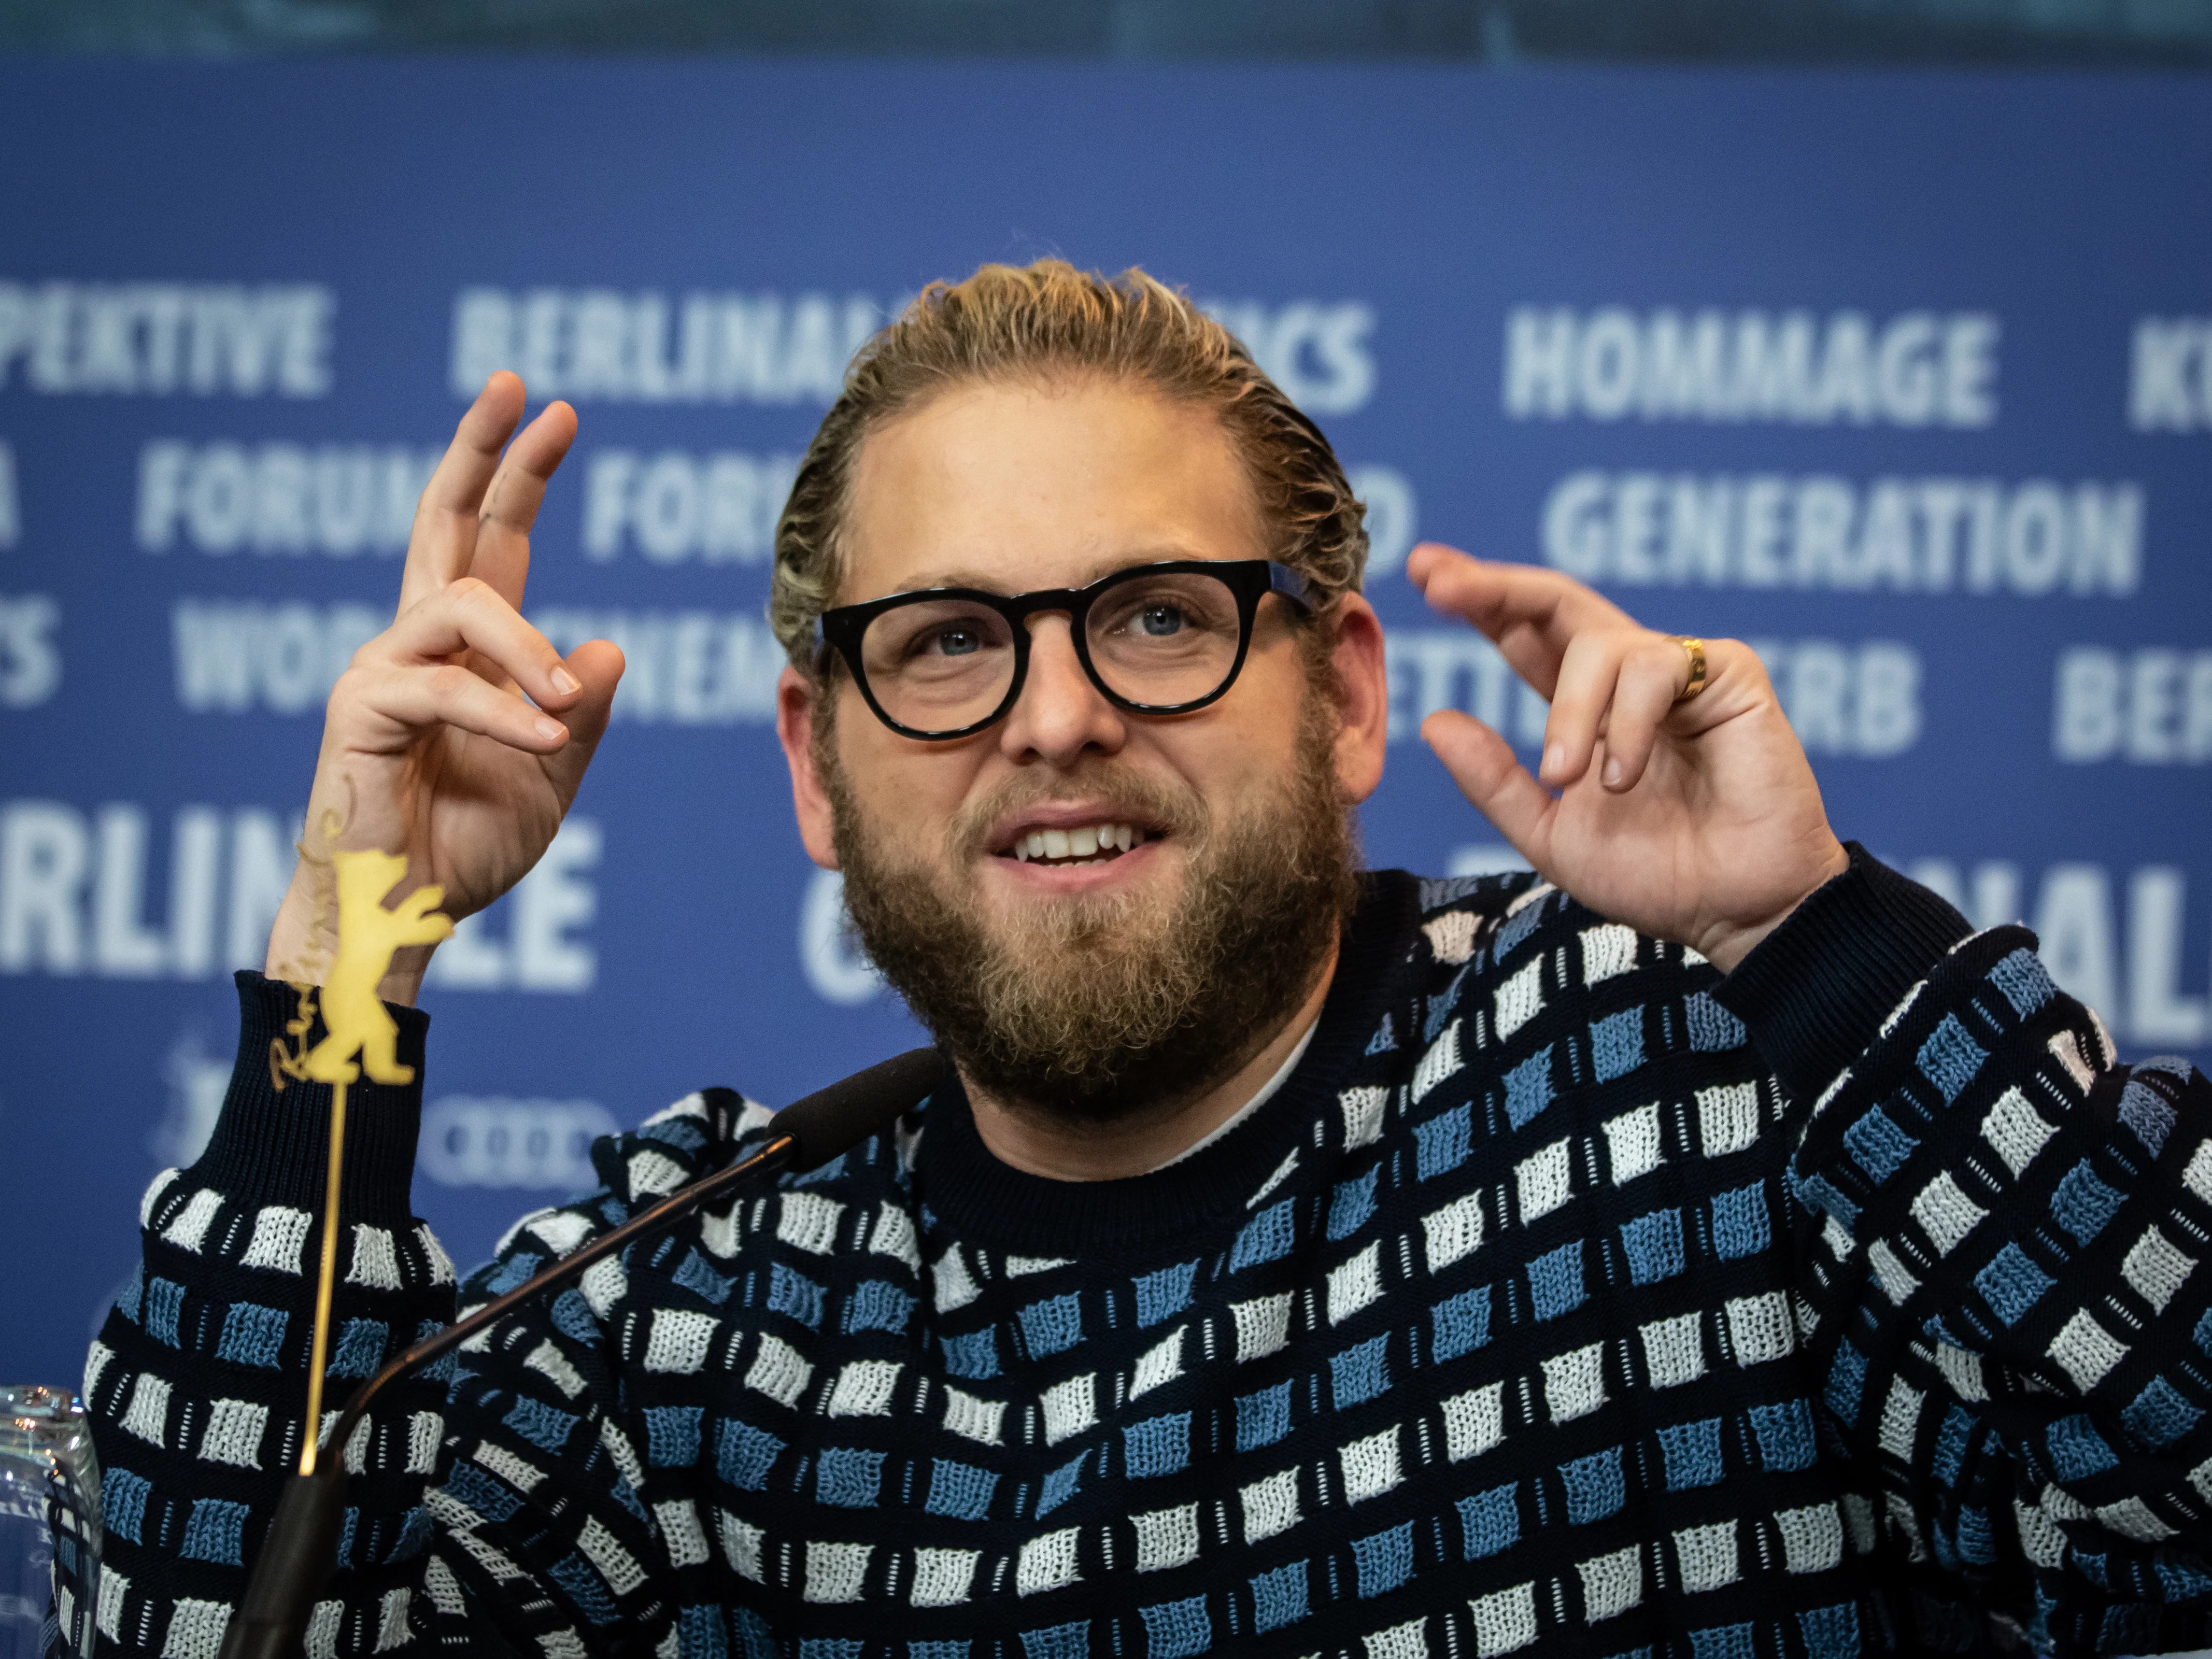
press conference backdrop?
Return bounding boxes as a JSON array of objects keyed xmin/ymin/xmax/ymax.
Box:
[{"xmin": 1, "ymin": 58, "xmax": 2207, "ymax": 1382}]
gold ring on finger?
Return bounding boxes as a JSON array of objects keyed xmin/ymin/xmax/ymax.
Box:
[{"xmin": 1669, "ymin": 636, "xmax": 1708, "ymax": 702}]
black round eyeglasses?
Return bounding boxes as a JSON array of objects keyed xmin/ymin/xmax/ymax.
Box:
[{"xmin": 812, "ymin": 559, "xmax": 1318, "ymax": 741}]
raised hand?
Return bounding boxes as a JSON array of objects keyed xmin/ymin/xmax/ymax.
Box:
[
  {"xmin": 264, "ymin": 373, "xmax": 623, "ymax": 1003},
  {"xmin": 1407, "ymin": 544, "xmax": 1847, "ymax": 973}
]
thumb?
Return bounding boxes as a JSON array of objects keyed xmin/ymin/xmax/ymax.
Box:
[
  {"xmin": 1422, "ymin": 710, "xmax": 1553, "ymax": 869},
  {"xmin": 542, "ymin": 638, "xmax": 625, "ymax": 796}
]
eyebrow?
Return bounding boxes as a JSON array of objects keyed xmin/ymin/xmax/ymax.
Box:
[{"xmin": 873, "ymin": 546, "xmax": 1215, "ymax": 599}]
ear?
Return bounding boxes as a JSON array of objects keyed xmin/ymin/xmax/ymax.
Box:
[
  {"xmin": 777, "ymin": 665, "xmax": 842, "ymax": 871},
  {"xmin": 1327, "ymin": 593, "xmax": 1389, "ymax": 805}
]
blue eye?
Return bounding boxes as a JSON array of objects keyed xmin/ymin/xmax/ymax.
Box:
[
  {"xmin": 1137, "ymin": 605, "xmax": 1186, "ymax": 637},
  {"xmin": 932, "ymin": 627, "xmax": 983, "ymax": 657}
]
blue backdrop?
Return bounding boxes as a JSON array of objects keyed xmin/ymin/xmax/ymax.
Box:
[{"xmin": 2, "ymin": 58, "xmax": 2207, "ymax": 1385}]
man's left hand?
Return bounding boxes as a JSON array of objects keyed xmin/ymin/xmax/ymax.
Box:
[{"xmin": 1406, "ymin": 544, "xmax": 1849, "ymax": 973}]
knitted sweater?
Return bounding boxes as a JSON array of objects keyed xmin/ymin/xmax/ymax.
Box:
[{"xmin": 82, "ymin": 850, "xmax": 2212, "ymax": 1659}]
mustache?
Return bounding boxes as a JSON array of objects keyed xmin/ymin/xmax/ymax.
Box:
[{"xmin": 945, "ymin": 761, "xmax": 1212, "ymax": 856}]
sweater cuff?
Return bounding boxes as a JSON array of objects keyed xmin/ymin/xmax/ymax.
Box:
[
  {"xmin": 1712, "ymin": 843, "xmax": 1972, "ymax": 1105},
  {"xmin": 183, "ymin": 970, "xmax": 431, "ymax": 1224}
]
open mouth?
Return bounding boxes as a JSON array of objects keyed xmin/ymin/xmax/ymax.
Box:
[{"xmin": 996, "ymin": 821, "xmax": 1156, "ymax": 869}]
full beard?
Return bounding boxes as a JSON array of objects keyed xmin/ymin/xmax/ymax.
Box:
[{"xmin": 824, "ymin": 695, "xmax": 1361, "ymax": 1125}]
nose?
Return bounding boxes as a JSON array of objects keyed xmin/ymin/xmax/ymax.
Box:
[{"xmin": 997, "ymin": 614, "xmax": 1126, "ymax": 766}]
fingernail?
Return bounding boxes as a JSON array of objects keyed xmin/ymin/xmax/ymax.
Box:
[
  {"xmin": 1542, "ymin": 743, "xmax": 1566, "ymax": 779},
  {"xmin": 535, "ymin": 716, "xmax": 566, "ymax": 742},
  {"xmin": 551, "ymin": 665, "xmax": 582, "ymax": 695},
  {"xmin": 1603, "ymin": 756, "xmax": 1623, "ymax": 788}
]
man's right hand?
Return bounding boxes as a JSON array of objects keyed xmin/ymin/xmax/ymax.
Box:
[{"xmin": 264, "ymin": 373, "xmax": 623, "ymax": 1004}]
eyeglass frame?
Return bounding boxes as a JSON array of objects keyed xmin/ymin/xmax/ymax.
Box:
[{"xmin": 811, "ymin": 558, "xmax": 1320, "ymax": 741}]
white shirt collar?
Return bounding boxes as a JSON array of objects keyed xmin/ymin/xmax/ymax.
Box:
[{"xmin": 1147, "ymin": 1015, "xmax": 1321, "ymax": 1173}]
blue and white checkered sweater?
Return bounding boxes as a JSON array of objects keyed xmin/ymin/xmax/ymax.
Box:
[{"xmin": 85, "ymin": 849, "xmax": 2212, "ymax": 1659}]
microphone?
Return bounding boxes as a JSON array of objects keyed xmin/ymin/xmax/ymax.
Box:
[{"xmin": 217, "ymin": 1046, "xmax": 947, "ymax": 1659}]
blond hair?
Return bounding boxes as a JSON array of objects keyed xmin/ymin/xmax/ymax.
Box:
[{"xmin": 770, "ymin": 259, "xmax": 1368, "ymax": 668}]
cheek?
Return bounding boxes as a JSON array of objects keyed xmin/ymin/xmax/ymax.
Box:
[
  {"xmin": 1195, "ymin": 662, "xmax": 1315, "ymax": 780},
  {"xmin": 1148, "ymin": 716, "xmax": 1303, "ymax": 822},
  {"xmin": 839, "ymin": 726, "xmax": 987, "ymax": 843}
]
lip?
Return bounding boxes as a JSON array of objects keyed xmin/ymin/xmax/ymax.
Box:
[
  {"xmin": 980, "ymin": 833, "xmax": 1167, "ymax": 895},
  {"xmin": 984, "ymin": 801, "xmax": 1170, "ymax": 857}
]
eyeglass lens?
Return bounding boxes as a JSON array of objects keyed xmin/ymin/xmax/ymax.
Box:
[{"xmin": 856, "ymin": 569, "xmax": 1247, "ymax": 734}]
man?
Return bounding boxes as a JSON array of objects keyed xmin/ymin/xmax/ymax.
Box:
[{"xmin": 90, "ymin": 262, "xmax": 2211, "ymax": 1659}]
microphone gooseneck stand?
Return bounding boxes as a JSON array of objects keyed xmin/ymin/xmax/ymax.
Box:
[{"xmin": 216, "ymin": 1046, "xmax": 947, "ymax": 1659}]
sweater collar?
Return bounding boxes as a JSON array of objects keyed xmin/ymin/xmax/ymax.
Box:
[{"xmin": 913, "ymin": 869, "xmax": 1422, "ymax": 1259}]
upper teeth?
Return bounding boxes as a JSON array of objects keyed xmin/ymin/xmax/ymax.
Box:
[{"xmin": 1013, "ymin": 824, "xmax": 1140, "ymax": 861}]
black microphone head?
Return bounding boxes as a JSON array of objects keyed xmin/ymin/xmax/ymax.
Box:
[
  {"xmin": 217, "ymin": 1463, "xmax": 349, "ymax": 1659},
  {"xmin": 774, "ymin": 1047, "xmax": 947, "ymax": 1171}
]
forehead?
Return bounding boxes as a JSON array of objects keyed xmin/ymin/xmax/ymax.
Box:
[{"xmin": 836, "ymin": 376, "xmax": 1265, "ymax": 602}]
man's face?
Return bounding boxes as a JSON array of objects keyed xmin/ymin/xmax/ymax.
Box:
[{"xmin": 778, "ymin": 376, "xmax": 1388, "ymax": 1117}]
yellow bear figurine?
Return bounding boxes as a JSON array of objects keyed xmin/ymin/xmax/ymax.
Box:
[{"xmin": 302, "ymin": 848, "xmax": 454, "ymax": 1086}]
